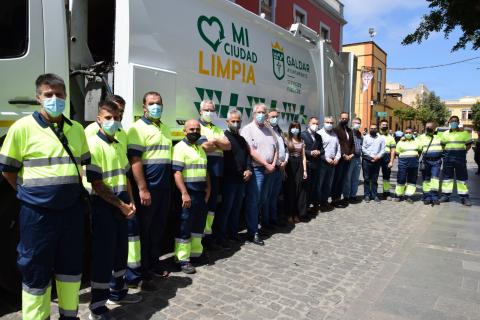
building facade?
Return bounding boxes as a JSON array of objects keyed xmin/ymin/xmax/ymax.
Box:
[
  {"xmin": 231, "ymin": 0, "xmax": 346, "ymax": 52},
  {"xmin": 444, "ymin": 96, "xmax": 479, "ymax": 138},
  {"xmin": 386, "ymin": 83, "xmax": 431, "ymax": 107}
]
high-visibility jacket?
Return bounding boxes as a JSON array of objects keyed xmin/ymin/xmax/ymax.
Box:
[
  {"xmin": 172, "ymin": 138, "xmax": 208, "ymax": 192},
  {"xmin": 0, "ymin": 111, "xmax": 90, "ymax": 209},
  {"xmin": 127, "ymin": 116, "xmax": 172, "ymax": 188},
  {"xmin": 418, "ymin": 133, "xmax": 443, "ymax": 158},
  {"xmin": 381, "ymin": 133, "xmax": 396, "ymax": 153},
  {"xmin": 200, "ymin": 119, "xmax": 225, "ymax": 177},
  {"xmin": 439, "ymin": 129, "xmax": 472, "ymax": 159},
  {"xmin": 84, "ymin": 121, "xmax": 128, "ymax": 150},
  {"xmin": 86, "ymin": 131, "xmax": 130, "ymax": 202},
  {"xmin": 396, "ymin": 139, "xmax": 422, "ymax": 158}
]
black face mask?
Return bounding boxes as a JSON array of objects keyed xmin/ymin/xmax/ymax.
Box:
[
  {"xmin": 340, "ymin": 119, "xmax": 348, "ymax": 126},
  {"xmin": 426, "ymin": 127, "xmax": 434, "ymax": 134},
  {"xmin": 370, "ymin": 129, "xmax": 378, "ymax": 136},
  {"xmin": 380, "ymin": 127, "xmax": 388, "ymax": 132},
  {"xmin": 186, "ymin": 132, "xmax": 201, "ymax": 143}
]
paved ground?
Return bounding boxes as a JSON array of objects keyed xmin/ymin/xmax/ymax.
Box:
[{"xmin": 1, "ymin": 154, "xmax": 479, "ymax": 320}]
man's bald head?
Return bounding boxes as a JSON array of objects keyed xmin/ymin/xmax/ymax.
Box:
[{"xmin": 184, "ymin": 119, "xmax": 201, "ymax": 134}]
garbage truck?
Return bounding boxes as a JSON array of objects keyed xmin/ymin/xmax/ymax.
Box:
[{"xmin": 0, "ymin": 0, "xmax": 356, "ymax": 299}]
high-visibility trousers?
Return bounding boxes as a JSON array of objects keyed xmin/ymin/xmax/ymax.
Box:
[
  {"xmin": 421, "ymin": 158, "xmax": 442, "ymax": 201},
  {"xmin": 395, "ymin": 158, "xmax": 418, "ymax": 198},
  {"xmin": 18, "ymin": 201, "xmax": 84, "ymax": 320},
  {"xmin": 442, "ymin": 157, "xmax": 469, "ymax": 198},
  {"xmin": 175, "ymin": 190, "xmax": 208, "ymax": 262},
  {"xmin": 89, "ymin": 197, "xmax": 128, "ymax": 316},
  {"xmin": 380, "ymin": 154, "xmax": 392, "ymax": 194}
]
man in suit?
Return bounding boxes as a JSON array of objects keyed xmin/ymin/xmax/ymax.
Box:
[
  {"xmin": 301, "ymin": 117, "xmax": 324, "ymax": 214},
  {"xmin": 331, "ymin": 112, "xmax": 354, "ymax": 208}
]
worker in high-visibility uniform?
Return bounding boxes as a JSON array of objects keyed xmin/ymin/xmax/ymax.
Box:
[
  {"xmin": 394, "ymin": 128, "xmax": 422, "ymax": 203},
  {"xmin": 198, "ymin": 99, "xmax": 230, "ymax": 248},
  {"xmin": 127, "ymin": 91, "xmax": 172, "ymax": 283},
  {"xmin": 84, "ymin": 94, "xmax": 128, "ymax": 148},
  {"xmin": 0, "ymin": 74, "xmax": 90, "ymax": 320},
  {"xmin": 172, "ymin": 119, "xmax": 211, "ymax": 274},
  {"xmin": 418, "ymin": 122, "xmax": 444, "ymax": 206},
  {"xmin": 83, "ymin": 95, "xmax": 141, "ymax": 286},
  {"xmin": 86, "ymin": 100, "xmax": 142, "ymax": 319},
  {"xmin": 379, "ymin": 120, "xmax": 396, "ymax": 200},
  {"xmin": 440, "ymin": 116, "xmax": 473, "ymax": 206}
]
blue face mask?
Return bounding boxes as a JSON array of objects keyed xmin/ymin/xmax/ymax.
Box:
[
  {"xmin": 352, "ymin": 123, "xmax": 361, "ymax": 130},
  {"xmin": 270, "ymin": 117, "xmax": 278, "ymax": 126},
  {"xmin": 255, "ymin": 113, "xmax": 266, "ymax": 124},
  {"xmin": 147, "ymin": 104, "xmax": 163, "ymax": 119},
  {"xmin": 101, "ymin": 119, "xmax": 119, "ymax": 136},
  {"xmin": 201, "ymin": 111, "xmax": 213, "ymax": 123},
  {"xmin": 324, "ymin": 123, "xmax": 333, "ymax": 131},
  {"xmin": 290, "ymin": 128, "xmax": 300, "ymax": 135},
  {"xmin": 450, "ymin": 122, "xmax": 459, "ymax": 129},
  {"xmin": 43, "ymin": 96, "xmax": 65, "ymax": 118}
]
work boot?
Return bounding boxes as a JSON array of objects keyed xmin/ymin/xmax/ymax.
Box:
[
  {"xmin": 180, "ymin": 262, "xmax": 196, "ymax": 274},
  {"xmin": 406, "ymin": 197, "xmax": 414, "ymax": 204},
  {"xmin": 107, "ymin": 294, "xmax": 142, "ymax": 305},
  {"xmin": 461, "ymin": 198, "xmax": 472, "ymax": 207},
  {"xmin": 439, "ymin": 196, "xmax": 450, "ymax": 203}
]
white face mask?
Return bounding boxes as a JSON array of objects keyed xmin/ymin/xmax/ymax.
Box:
[
  {"xmin": 309, "ymin": 124, "xmax": 318, "ymax": 132},
  {"xmin": 324, "ymin": 123, "xmax": 333, "ymax": 131},
  {"xmin": 201, "ymin": 111, "xmax": 213, "ymax": 123},
  {"xmin": 352, "ymin": 123, "xmax": 361, "ymax": 130}
]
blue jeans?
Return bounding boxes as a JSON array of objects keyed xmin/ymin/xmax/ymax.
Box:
[
  {"xmin": 318, "ymin": 161, "xmax": 335, "ymax": 204},
  {"xmin": 244, "ymin": 167, "xmax": 271, "ymax": 236},
  {"xmin": 343, "ymin": 156, "xmax": 361, "ymax": 199},
  {"xmin": 219, "ymin": 181, "xmax": 246, "ymax": 239},
  {"xmin": 266, "ymin": 168, "xmax": 282, "ymax": 224},
  {"xmin": 362, "ymin": 159, "xmax": 381, "ymax": 199}
]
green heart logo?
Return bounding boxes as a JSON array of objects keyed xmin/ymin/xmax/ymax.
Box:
[{"xmin": 197, "ymin": 15, "xmax": 225, "ymax": 52}]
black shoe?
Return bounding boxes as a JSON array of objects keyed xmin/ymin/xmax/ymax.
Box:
[
  {"xmin": 364, "ymin": 196, "xmax": 370, "ymax": 203},
  {"xmin": 180, "ymin": 262, "xmax": 196, "ymax": 274},
  {"xmin": 217, "ymin": 240, "xmax": 232, "ymax": 250},
  {"xmin": 461, "ymin": 198, "xmax": 472, "ymax": 207},
  {"xmin": 248, "ymin": 233, "xmax": 264, "ymax": 246},
  {"xmin": 439, "ymin": 196, "xmax": 450, "ymax": 203},
  {"xmin": 433, "ymin": 199, "xmax": 440, "ymax": 206},
  {"xmin": 373, "ymin": 196, "xmax": 381, "ymax": 203},
  {"xmin": 230, "ymin": 234, "xmax": 243, "ymax": 243},
  {"xmin": 299, "ymin": 215, "xmax": 311, "ymax": 222},
  {"xmin": 262, "ymin": 224, "xmax": 275, "ymax": 231},
  {"xmin": 203, "ymin": 238, "xmax": 222, "ymax": 251},
  {"xmin": 272, "ymin": 220, "xmax": 287, "ymax": 228},
  {"xmin": 406, "ymin": 197, "xmax": 414, "ymax": 203}
]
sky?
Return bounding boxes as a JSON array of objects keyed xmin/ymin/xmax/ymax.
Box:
[{"xmin": 341, "ymin": 0, "xmax": 480, "ymax": 100}]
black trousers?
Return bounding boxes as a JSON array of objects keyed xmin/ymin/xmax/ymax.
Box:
[
  {"xmin": 285, "ymin": 157, "xmax": 307, "ymax": 218},
  {"xmin": 331, "ymin": 158, "xmax": 350, "ymax": 201}
]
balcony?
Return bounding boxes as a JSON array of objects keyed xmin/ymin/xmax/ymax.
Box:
[{"xmin": 313, "ymin": 0, "xmax": 344, "ymax": 18}]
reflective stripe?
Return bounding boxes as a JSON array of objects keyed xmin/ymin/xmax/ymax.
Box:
[
  {"xmin": 0, "ymin": 154, "xmax": 22, "ymax": 168},
  {"xmin": 191, "ymin": 233, "xmax": 204, "ymax": 238},
  {"xmin": 87, "ymin": 164, "xmax": 102, "ymax": 174},
  {"xmin": 128, "ymin": 262, "xmax": 141, "ymax": 268},
  {"xmin": 19, "ymin": 175, "xmax": 79, "ymax": 186},
  {"xmin": 398, "ymin": 155, "xmax": 418, "ymax": 158},
  {"xmin": 23, "ymin": 156, "xmax": 80, "ymax": 167},
  {"xmin": 172, "ymin": 160, "xmax": 185, "ymax": 167},
  {"xmin": 185, "ymin": 164, "xmax": 207, "ymax": 170},
  {"xmin": 444, "ymin": 140, "xmax": 468, "ymax": 144},
  {"xmin": 58, "ymin": 308, "xmax": 78, "ymax": 317},
  {"xmin": 22, "ymin": 282, "xmax": 51, "ymax": 296},
  {"xmin": 184, "ymin": 176, "xmax": 207, "ymax": 182},
  {"xmin": 143, "ymin": 159, "xmax": 171, "ymax": 165},
  {"xmin": 103, "ymin": 168, "xmax": 126, "ymax": 178},
  {"xmin": 206, "ymin": 151, "xmax": 223, "ymax": 157},
  {"xmin": 112, "ymin": 269, "xmax": 126, "ymax": 278},
  {"xmin": 207, "ymin": 211, "xmax": 215, "ymax": 216},
  {"xmin": 128, "ymin": 236, "xmax": 140, "ymax": 241},
  {"xmin": 128, "ymin": 144, "xmax": 145, "ymax": 152},
  {"xmin": 112, "ymin": 185, "xmax": 127, "ymax": 193},
  {"xmin": 56, "ymin": 274, "xmax": 82, "ymax": 282},
  {"xmin": 190, "ymin": 252, "xmax": 202, "ymax": 257},
  {"xmin": 91, "ymin": 282, "xmax": 110, "ymax": 289},
  {"xmin": 145, "ymin": 145, "xmax": 170, "ymax": 151},
  {"xmin": 89, "ymin": 299, "xmax": 108, "ymax": 310},
  {"xmin": 81, "ymin": 152, "xmax": 91, "ymax": 162},
  {"xmin": 175, "ymin": 237, "xmax": 191, "ymax": 244}
]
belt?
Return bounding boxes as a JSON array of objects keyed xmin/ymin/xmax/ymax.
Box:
[{"xmin": 424, "ymin": 157, "xmax": 441, "ymax": 161}]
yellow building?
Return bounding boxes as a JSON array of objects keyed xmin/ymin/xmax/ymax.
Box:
[
  {"xmin": 342, "ymin": 41, "xmax": 423, "ymax": 132},
  {"xmin": 342, "ymin": 41, "xmax": 386, "ymax": 130},
  {"xmin": 444, "ymin": 96, "xmax": 479, "ymax": 138}
]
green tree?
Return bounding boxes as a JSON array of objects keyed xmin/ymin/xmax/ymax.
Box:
[
  {"xmin": 414, "ymin": 92, "xmax": 450, "ymax": 126},
  {"xmin": 472, "ymin": 101, "xmax": 480, "ymax": 130},
  {"xmin": 402, "ymin": 0, "xmax": 480, "ymax": 51},
  {"xmin": 394, "ymin": 108, "xmax": 416, "ymax": 130}
]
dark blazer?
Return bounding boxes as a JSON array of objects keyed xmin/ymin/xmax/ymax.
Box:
[
  {"xmin": 334, "ymin": 125, "xmax": 354, "ymax": 156},
  {"xmin": 301, "ymin": 129, "xmax": 324, "ymax": 169}
]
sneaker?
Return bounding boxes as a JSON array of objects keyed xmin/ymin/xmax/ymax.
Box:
[
  {"xmin": 180, "ymin": 262, "xmax": 196, "ymax": 274},
  {"xmin": 373, "ymin": 196, "xmax": 381, "ymax": 203},
  {"xmin": 106, "ymin": 294, "xmax": 142, "ymax": 305},
  {"xmin": 364, "ymin": 196, "xmax": 370, "ymax": 203},
  {"xmin": 89, "ymin": 312, "xmax": 116, "ymax": 320},
  {"xmin": 461, "ymin": 198, "xmax": 472, "ymax": 207},
  {"xmin": 433, "ymin": 199, "xmax": 441, "ymax": 206},
  {"xmin": 151, "ymin": 266, "xmax": 170, "ymax": 278}
]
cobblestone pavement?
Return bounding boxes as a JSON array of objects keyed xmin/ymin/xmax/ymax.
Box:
[{"xmin": 2, "ymin": 157, "xmax": 479, "ymax": 320}]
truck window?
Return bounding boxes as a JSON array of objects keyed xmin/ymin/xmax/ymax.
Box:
[{"xmin": 0, "ymin": 1, "xmax": 28, "ymax": 59}]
